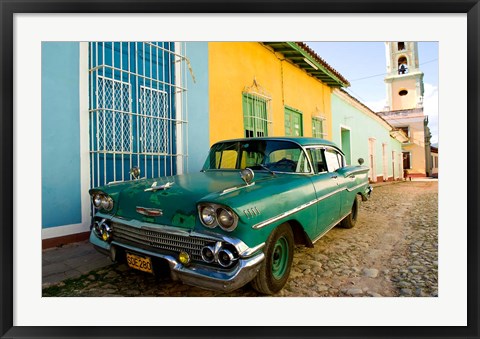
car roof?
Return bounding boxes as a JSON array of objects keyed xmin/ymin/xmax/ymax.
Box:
[{"xmin": 212, "ymin": 137, "xmax": 341, "ymax": 149}]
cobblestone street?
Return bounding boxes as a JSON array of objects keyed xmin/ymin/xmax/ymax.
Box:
[{"xmin": 42, "ymin": 180, "xmax": 438, "ymax": 297}]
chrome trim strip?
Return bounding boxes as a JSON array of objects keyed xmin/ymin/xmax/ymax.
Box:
[
  {"xmin": 311, "ymin": 211, "xmax": 351, "ymax": 244},
  {"xmin": 317, "ymin": 187, "xmax": 345, "ymax": 201},
  {"xmin": 251, "ymin": 198, "xmax": 318, "ymax": 230},
  {"xmin": 204, "ymin": 169, "xmax": 313, "ymax": 176},
  {"xmin": 251, "ymin": 187, "xmax": 345, "ymax": 230},
  {"xmin": 239, "ymin": 242, "xmax": 265, "ymax": 258},
  {"xmin": 342, "ymin": 168, "xmax": 369, "ymax": 177},
  {"xmin": 251, "ymin": 181, "xmax": 367, "ymax": 230},
  {"xmin": 346, "ymin": 182, "xmax": 368, "ymax": 192},
  {"xmin": 220, "ymin": 182, "xmax": 255, "ymax": 195}
]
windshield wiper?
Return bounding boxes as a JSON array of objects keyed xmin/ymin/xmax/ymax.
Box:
[{"xmin": 258, "ymin": 164, "xmax": 276, "ymax": 177}]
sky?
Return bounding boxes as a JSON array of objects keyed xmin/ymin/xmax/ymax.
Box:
[{"xmin": 307, "ymin": 42, "xmax": 439, "ymax": 145}]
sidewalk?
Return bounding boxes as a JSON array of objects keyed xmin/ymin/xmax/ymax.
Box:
[
  {"xmin": 371, "ymin": 177, "xmax": 438, "ymax": 188},
  {"xmin": 410, "ymin": 177, "xmax": 438, "ymax": 182},
  {"xmin": 42, "ymin": 240, "xmax": 112, "ymax": 287}
]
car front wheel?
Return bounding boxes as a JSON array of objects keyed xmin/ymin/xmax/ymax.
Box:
[{"xmin": 251, "ymin": 223, "xmax": 294, "ymax": 295}]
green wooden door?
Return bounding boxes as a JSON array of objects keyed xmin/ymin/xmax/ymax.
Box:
[{"xmin": 284, "ymin": 107, "xmax": 303, "ymax": 137}]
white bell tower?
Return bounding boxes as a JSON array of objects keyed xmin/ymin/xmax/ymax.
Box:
[{"xmin": 384, "ymin": 42, "xmax": 424, "ymax": 111}]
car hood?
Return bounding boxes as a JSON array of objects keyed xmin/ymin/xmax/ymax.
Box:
[{"xmin": 110, "ymin": 171, "xmax": 270, "ymax": 229}]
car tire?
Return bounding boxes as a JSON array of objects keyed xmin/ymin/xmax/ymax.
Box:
[
  {"xmin": 340, "ymin": 196, "xmax": 359, "ymax": 229},
  {"xmin": 251, "ymin": 223, "xmax": 294, "ymax": 295}
]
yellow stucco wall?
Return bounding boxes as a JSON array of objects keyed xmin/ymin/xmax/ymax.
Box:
[
  {"xmin": 208, "ymin": 42, "xmax": 333, "ymax": 145},
  {"xmin": 282, "ymin": 60, "xmax": 332, "ymax": 140},
  {"xmin": 404, "ymin": 120, "xmax": 426, "ymax": 175}
]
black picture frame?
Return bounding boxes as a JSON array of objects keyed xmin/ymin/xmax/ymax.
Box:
[{"xmin": 1, "ymin": 1, "xmax": 479, "ymax": 338}]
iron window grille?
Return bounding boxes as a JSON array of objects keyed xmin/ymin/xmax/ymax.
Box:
[
  {"xmin": 312, "ymin": 116, "xmax": 327, "ymax": 139},
  {"xmin": 242, "ymin": 79, "xmax": 272, "ymax": 138},
  {"xmin": 89, "ymin": 42, "xmax": 189, "ymax": 188}
]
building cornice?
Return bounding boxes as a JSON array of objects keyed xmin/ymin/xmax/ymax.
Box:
[
  {"xmin": 384, "ymin": 70, "xmax": 424, "ymax": 82},
  {"xmin": 262, "ymin": 42, "xmax": 350, "ymax": 88},
  {"xmin": 377, "ymin": 107, "xmax": 424, "ymax": 117}
]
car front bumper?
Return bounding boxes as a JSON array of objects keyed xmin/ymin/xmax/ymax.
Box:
[
  {"xmin": 90, "ymin": 230, "xmax": 265, "ymax": 293},
  {"xmin": 361, "ymin": 185, "xmax": 373, "ymax": 201}
]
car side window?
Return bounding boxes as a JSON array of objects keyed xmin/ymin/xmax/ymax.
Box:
[
  {"xmin": 308, "ymin": 148, "xmax": 327, "ymax": 174},
  {"xmin": 295, "ymin": 151, "xmax": 312, "ymax": 173},
  {"xmin": 336, "ymin": 153, "xmax": 345, "ymax": 168},
  {"xmin": 325, "ymin": 149, "xmax": 341, "ymax": 172}
]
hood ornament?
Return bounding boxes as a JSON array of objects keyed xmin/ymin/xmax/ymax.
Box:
[
  {"xmin": 136, "ymin": 206, "xmax": 163, "ymax": 217},
  {"xmin": 144, "ymin": 181, "xmax": 175, "ymax": 192}
]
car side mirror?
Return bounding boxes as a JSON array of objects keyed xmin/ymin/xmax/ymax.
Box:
[
  {"xmin": 240, "ymin": 168, "xmax": 255, "ymax": 185},
  {"xmin": 358, "ymin": 158, "xmax": 364, "ymax": 165},
  {"xmin": 130, "ymin": 166, "xmax": 141, "ymax": 180}
]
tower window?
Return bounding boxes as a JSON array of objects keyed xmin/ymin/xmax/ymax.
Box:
[
  {"xmin": 398, "ymin": 56, "xmax": 408, "ymax": 74},
  {"xmin": 398, "ymin": 42, "xmax": 405, "ymax": 51},
  {"xmin": 399, "ymin": 89, "xmax": 408, "ymax": 96}
]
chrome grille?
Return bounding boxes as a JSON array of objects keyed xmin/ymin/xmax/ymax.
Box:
[{"xmin": 112, "ymin": 222, "xmax": 213, "ymax": 262}]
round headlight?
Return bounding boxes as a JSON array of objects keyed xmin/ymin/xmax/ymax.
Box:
[
  {"xmin": 217, "ymin": 248, "xmax": 235, "ymax": 267},
  {"xmin": 201, "ymin": 246, "xmax": 215, "ymax": 263},
  {"xmin": 217, "ymin": 208, "xmax": 235, "ymax": 230},
  {"xmin": 201, "ymin": 206, "xmax": 216, "ymax": 227},
  {"xmin": 93, "ymin": 194, "xmax": 102, "ymax": 208},
  {"xmin": 100, "ymin": 196, "xmax": 113, "ymax": 211}
]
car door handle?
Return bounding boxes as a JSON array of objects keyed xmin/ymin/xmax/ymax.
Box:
[
  {"xmin": 349, "ymin": 174, "xmax": 356, "ymax": 179},
  {"xmin": 331, "ymin": 175, "xmax": 338, "ymax": 179}
]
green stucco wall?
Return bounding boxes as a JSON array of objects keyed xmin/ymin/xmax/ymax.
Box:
[{"xmin": 332, "ymin": 92, "xmax": 403, "ymax": 180}]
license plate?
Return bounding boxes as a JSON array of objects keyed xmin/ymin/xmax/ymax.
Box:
[{"xmin": 126, "ymin": 252, "xmax": 153, "ymax": 274}]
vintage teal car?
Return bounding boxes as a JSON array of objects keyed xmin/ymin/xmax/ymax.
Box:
[{"xmin": 89, "ymin": 137, "xmax": 372, "ymax": 294}]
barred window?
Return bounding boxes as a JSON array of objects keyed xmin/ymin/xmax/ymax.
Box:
[
  {"xmin": 242, "ymin": 93, "xmax": 271, "ymax": 138},
  {"xmin": 89, "ymin": 42, "xmax": 188, "ymax": 187},
  {"xmin": 242, "ymin": 79, "xmax": 272, "ymax": 138},
  {"xmin": 312, "ymin": 117, "xmax": 327, "ymax": 138}
]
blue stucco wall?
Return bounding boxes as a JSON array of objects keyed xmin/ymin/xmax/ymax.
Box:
[
  {"xmin": 42, "ymin": 42, "xmax": 82, "ymax": 228},
  {"xmin": 186, "ymin": 42, "xmax": 209, "ymax": 173}
]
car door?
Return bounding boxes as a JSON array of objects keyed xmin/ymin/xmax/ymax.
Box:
[
  {"xmin": 308, "ymin": 147, "xmax": 343, "ymax": 237},
  {"xmin": 327, "ymin": 149, "xmax": 352, "ymax": 217}
]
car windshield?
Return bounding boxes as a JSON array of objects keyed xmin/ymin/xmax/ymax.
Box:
[{"xmin": 202, "ymin": 140, "xmax": 311, "ymax": 173}]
